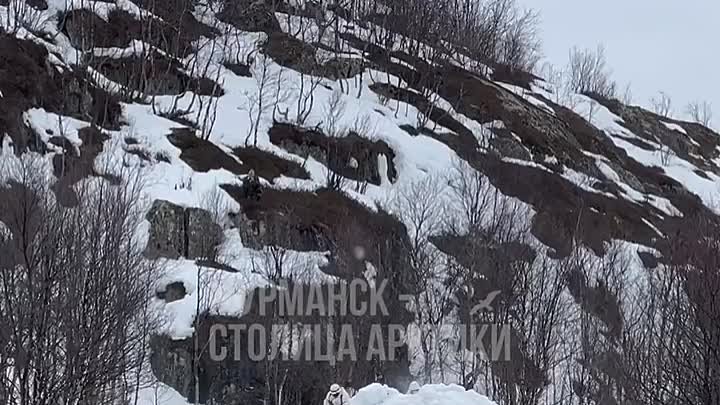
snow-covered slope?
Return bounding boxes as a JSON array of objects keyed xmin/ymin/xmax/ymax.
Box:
[{"xmin": 2, "ymin": 0, "xmax": 720, "ymax": 404}]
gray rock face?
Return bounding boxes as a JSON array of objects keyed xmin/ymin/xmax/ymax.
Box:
[
  {"xmin": 157, "ymin": 281, "xmax": 187, "ymax": 303},
  {"xmin": 150, "ymin": 336, "xmax": 194, "ymax": 400},
  {"xmin": 269, "ymin": 123, "xmax": 398, "ymax": 186},
  {"xmin": 636, "ymin": 250, "xmax": 660, "ymax": 270},
  {"xmin": 489, "ymin": 136, "xmax": 531, "ymax": 161},
  {"xmin": 322, "ymin": 57, "xmax": 364, "ymax": 79},
  {"xmin": 228, "ymin": 210, "xmax": 264, "ymax": 250},
  {"xmin": 218, "ymin": 0, "xmax": 280, "ymax": 33},
  {"xmin": 145, "ymin": 199, "xmax": 222, "ymax": 260},
  {"xmin": 186, "ymin": 207, "xmax": 223, "ymax": 259},
  {"xmin": 150, "ymin": 321, "xmax": 263, "ymax": 405},
  {"xmin": 146, "ymin": 200, "xmax": 186, "ymax": 259},
  {"xmin": 604, "ymin": 160, "xmax": 645, "ymax": 193}
]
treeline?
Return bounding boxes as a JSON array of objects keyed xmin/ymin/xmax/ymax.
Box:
[{"xmin": 0, "ymin": 159, "xmax": 159, "ymax": 405}]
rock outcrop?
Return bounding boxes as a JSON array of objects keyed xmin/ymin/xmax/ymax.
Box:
[{"xmin": 145, "ymin": 199, "xmax": 223, "ymax": 260}]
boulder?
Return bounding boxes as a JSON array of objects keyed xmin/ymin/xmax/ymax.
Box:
[
  {"xmin": 145, "ymin": 199, "xmax": 222, "ymax": 260},
  {"xmin": 146, "ymin": 200, "xmax": 187, "ymax": 259},
  {"xmin": 186, "ymin": 207, "xmax": 223, "ymax": 260}
]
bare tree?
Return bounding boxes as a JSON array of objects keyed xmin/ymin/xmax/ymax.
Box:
[
  {"xmin": 650, "ymin": 91, "xmax": 673, "ymax": 118},
  {"xmin": 0, "ymin": 157, "xmax": 160, "ymax": 405},
  {"xmin": 446, "ymin": 158, "xmax": 495, "ymax": 233},
  {"xmin": 3, "ymin": 0, "xmax": 46, "ymax": 36},
  {"xmin": 686, "ymin": 100, "xmax": 713, "ymax": 128},
  {"xmin": 322, "ymin": 89, "xmax": 350, "ymax": 191},
  {"xmin": 246, "ymin": 204, "xmax": 319, "ymax": 405},
  {"xmin": 537, "ymin": 62, "xmax": 581, "ymax": 109},
  {"xmin": 365, "ymin": 0, "xmax": 541, "ymax": 72},
  {"xmin": 498, "ymin": 5, "xmax": 541, "ymax": 72},
  {"xmin": 441, "ymin": 159, "xmax": 573, "ymax": 405},
  {"xmin": 390, "ymin": 175, "xmax": 455, "ymax": 383},
  {"xmin": 350, "ymin": 114, "xmax": 377, "ymax": 194},
  {"xmin": 619, "ymin": 216, "xmax": 720, "ymax": 405},
  {"xmin": 243, "ymin": 51, "xmax": 288, "ymax": 147},
  {"xmin": 189, "ymin": 36, "xmax": 227, "ymax": 140},
  {"xmin": 290, "ymin": 15, "xmax": 324, "ymax": 125},
  {"xmin": 567, "ymin": 45, "xmax": 616, "ymax": 98},
  {"xmin": 621, "ymin": 82, "xmax": 633, "ymax": 105}
]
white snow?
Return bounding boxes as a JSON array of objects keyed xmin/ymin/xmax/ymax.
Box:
[
  {"xmin": 154, "ymin": 230, "xmax": 336, "ymax": 340},
  {"xmin": 131, "ymin": 382, "xmax": 498, "ymax": 405},
  {"xmin": 24, "ymin": 108, "xmax": 91, "ymax": 148},
  {"xmin": 133, "ymin": 382, "xmax": 192, "ymax": 405},
  {"xmin": 595, "ymin": 160, "xmax": 682, "ymax": 218},
  {"xmin": 661, "ymin": 121, "xmax": 687, "ymax": 135},
  {"xmin": 351, "ymin": 383, "xmax": 497, "ymax": 405},
  {"xmin": 531, "ymin": 85, "xmax": 720, "ymax": 213},
  {"xmin": 2, "ymin": 1, "xmax": 720, "ymax": 401},
  {"xmin": 497, "ymin": 82, "xmax": 556, "ymax": 115},
  {"xmin": 0, "ymin": 220, "xmax": 10, "ymax": 240}
]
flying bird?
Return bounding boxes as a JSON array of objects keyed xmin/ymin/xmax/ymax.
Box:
[{"xmin": 469, "ymin": 290, "xmax": 502, "ymax": 315}]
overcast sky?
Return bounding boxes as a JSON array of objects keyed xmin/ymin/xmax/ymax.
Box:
[{"xmin": 522, "ymin": 0, "xmax": 719, "ymax": 127}]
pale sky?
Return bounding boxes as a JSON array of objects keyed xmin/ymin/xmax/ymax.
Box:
[{"xmin": 522, "ymin": 0, "xmax": 719, "ymax": 127}]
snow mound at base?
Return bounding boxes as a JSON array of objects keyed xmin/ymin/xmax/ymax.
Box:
[
  {"xmin": 134, "ymin": 382, "xmax": 498, "ymax": 405},
  {"xmin": 351, "ymin": 383, "xmax": 497, "ymax": 405}
]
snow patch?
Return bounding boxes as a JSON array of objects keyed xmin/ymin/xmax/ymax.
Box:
[
  {"xmin": 661, "ymin": 121, "xmax": 687, "ymax": 135},
  {"xmin": 351, "ymin": 383, "xmax": 497, "ymax": 405}
]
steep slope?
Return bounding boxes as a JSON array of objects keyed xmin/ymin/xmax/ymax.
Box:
[{"xmin": 1, "ymin": 0, "xmax": 719, "ymax": 405}]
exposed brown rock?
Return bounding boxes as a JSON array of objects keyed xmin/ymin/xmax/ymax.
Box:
[
  {"xmin": 167, "ymin": 128, "xmax": 310, "ymax": 182},
  {"xmin": 91, "ymin": 52, "xmax": 224, "ymax": 97},
  {"xmin": 217, "ymin": 0, "xmax": 281, "ymax": 33},
  {"xmin": 51, "ymin": 127, "xmax": 120, "ymax": 206},
  {"xmin": 588, "ymin": 92, "xmax": 720, "ymax": 175},
  {"xmin": 269, "ymin": 122, "xmax": 397, "ymax": 186},
  {"xmin": 0, "ymin": 34, "xmax": 121, "ymax": 154},
  {"xmin": 156, "ymin": 281, "xmax": 187, "ymax": 302},
  {"xmin": 262, "ymin": 31, "xmax": 319, "ymax": 75}
]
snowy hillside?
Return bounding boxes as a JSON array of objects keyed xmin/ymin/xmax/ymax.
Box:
[{"xmin": 2, "ymin": 0, "xmax": 720, "ymax": 404}]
